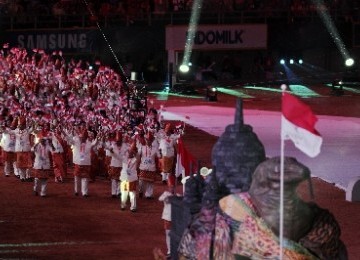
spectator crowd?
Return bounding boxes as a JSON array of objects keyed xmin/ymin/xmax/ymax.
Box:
[{"xmin": 0, "ymin": 0, "xmax": 358, "ymax": 19}]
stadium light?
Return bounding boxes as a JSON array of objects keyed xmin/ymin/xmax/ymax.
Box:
[
  {"xmin": 206, "ymin": 86, "xmax": 217, "ymax": 101},
  {"xmin": 345, "ymin": 58, "xmax": 354, "ymax": 67},
  {"xmin": 179, "ymin": 64, "xmax": 190, "ymax": 73}
]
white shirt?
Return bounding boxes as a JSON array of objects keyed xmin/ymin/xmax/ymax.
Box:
[
  {"xmin": 159, "ymin": 191, "xmax": 173, "ymax": 221},
  {"xmin": 32, "ymin": 143, "xmax": 53, "ymax": 169},
  {"xmin": 159, "ymin": 134, "xmax": 177, "ymax": 157},
  {"xmin": 108, "ymin": 142, "xmax": 128, "ymax": 167},
  {"xmin": 68, "ymin": 136, "xmax": 97, "ymax": 166},
  {"xmin": 138, "ymin": 141, "xmax": 159, "ymax": 171},
  {"xmin": 13, "ymin": 128, "xmax": 33, "ymax": 152},
  {"xmin": 50, "ymin": 133, "xmax": 64, "ymax": 153},
  {"xmin": 120, "ymin": 155, "xmax": 138, "ymax": 182},
  {"xmin": 105, "ymin": 140, "xmax": 113, "ymax": 156},
  {"xmin": 0, "ymin": 132, "xmax": 16, "ymax": 152}
]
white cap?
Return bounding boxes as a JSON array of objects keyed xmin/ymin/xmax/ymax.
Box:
[{"xmin": 200, "ymin": 167, "xmax": 212, "ymax": 177}]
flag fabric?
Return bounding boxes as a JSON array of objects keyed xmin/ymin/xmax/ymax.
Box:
[
  {"xmin": 175, "ymin": 137, "xmax": 197, "ymax": 178},
  {"xmin": 282, "ymin": 92, "xmax": 322, "ymax": 157}
]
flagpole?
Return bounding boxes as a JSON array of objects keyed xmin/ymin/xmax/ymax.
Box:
[{"xmin": 279, "ymin": 84, "xmax": 287, "ymax": 260}]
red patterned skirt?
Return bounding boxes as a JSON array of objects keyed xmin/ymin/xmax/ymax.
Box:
[
  {"xmin": 120, "ymin": 181, "xmax": 137, "ymax": 192},
  {"xmin": 73, "ymin": 164, "xmax": 91, "ymax": 178},
  {"xmin": 108, "ymin": 166, "xmax": 121, "ymax": 180},
  {"xmin": 162, "ymin": 156, "xmax": 174, "ymax": 173},
  {"xmin": 167, "ymin": 173, "xmax": 176, "ymax": 187},
  {"xmin": 52, "ymin": 153, "xmax": 67, "ymax": 177},
  {"xmin": 138, "ymin": 170, "xmax": 156, "ymax": 182},
  {"xmin": 16, "ymin": 152, "xmax": 33, "ymax": 169},
  {"xmin": 32, "ymin": 169, "xmax": 51, "ymax": 179},
  {"xmin": 2, "ymin": 151, "xmax": 16, "ymax": 163},
  {"xmin": 105, "ymin": 156, "xmax": 112, "ymax": 173},
  {"xmin": 66, "ymin": 145, "xmax": 73, "ymax": 165}
]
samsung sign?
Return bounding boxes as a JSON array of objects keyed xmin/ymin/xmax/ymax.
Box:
[
  {"xmin": 17, "ymin": 33, "xmax": 87, "ymax": 50},
  {"xmin": 6, "ymin": 30, "xmax": 98, "ymax": 52},
  {"xmin": 166, "ymin": 24, "xmax": 267, "ymax": 50}
]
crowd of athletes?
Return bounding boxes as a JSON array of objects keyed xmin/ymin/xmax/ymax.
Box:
[{"xmin": 0, "ymin": 45, "xmax": 184, "ymax": 211}]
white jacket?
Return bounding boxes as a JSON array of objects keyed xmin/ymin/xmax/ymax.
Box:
[{"xmin": 120, "ymin": 155, "xmax": 138, "ymax": 182}]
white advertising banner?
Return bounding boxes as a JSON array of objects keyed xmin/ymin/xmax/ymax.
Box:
[{"xmin": 166, "ymin": 24, "xmax": 267, "ymax": 51}]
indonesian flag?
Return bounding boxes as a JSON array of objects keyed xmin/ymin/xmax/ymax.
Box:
[
  {"xmin": 175, "ymin": 137, "xmax": 198, "ymax": 178},
  {"xmin": 282, "ymin": 92, "xmax": 322, "ymax": 157}
]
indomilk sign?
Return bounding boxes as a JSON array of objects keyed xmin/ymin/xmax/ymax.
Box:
[
  {"xmin": 166, "ymin": 24, "xmax": 267, "ymax": 50},
  {"xmin": 193, "ymin": 29, "xmax": 244, "ymax": 45}
]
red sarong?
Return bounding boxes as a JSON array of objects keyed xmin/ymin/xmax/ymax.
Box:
[
  {"xmin": 32, "ymin": 169, "xmax": 51, "ymax": 179},
  {"xmin": 104, "ymin": 156, "xmax": 111, "ymax": 176},
  {"xmin": 52, "ymin": 153, "xmax": 67, "ymax": 178},
  {"xmin": 167, "ymin": 173, "xmax": 176, "ymax": 187},
  {"xmin": 162, "ymin": 156, "xmax": 174, "ymax": 173},
  {"xmin": 73, "ymin": 164, "xmax": 91, "ymax": 178},
  {"xmin": 2, "ymin": 151, "xmax": 16, "ymax": 163},
  {"xmin": 138, "ymin": 170, "xmax": 156, "ymax": 182},
  {"xmin": 66, "ymin": 145, "xmax": 73, "ymax": 165},
  {"xmin": 90, "ymin": 150, "xmax": 99, "ymax": 180},
  {"xmin": 16, "ymin": 152, "xmax": 33, "ymax": 169},
  {"xmin": 108, "ymin": 166, "xmax": 121, "ymax": 180}
]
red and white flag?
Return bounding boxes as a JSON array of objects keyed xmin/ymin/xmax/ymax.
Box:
[
  {"xmin": 281, "ymin": 92, "xmax": 322, "ymax": 157},
  {"xmin": 175, "ymin": 137, "xmax": 197, "ymax": 178}
]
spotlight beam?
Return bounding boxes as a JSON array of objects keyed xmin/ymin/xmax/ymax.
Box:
[
  {"xmin": 181, "ymin": 0, "xmax": 203, "ymax": 68},
  {"xmin": 311, "ymin": 0, "xmax": 353, "ymax": 65}
]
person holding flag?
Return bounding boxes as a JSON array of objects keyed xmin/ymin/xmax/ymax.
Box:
[
  {"xmin": 120, "ymin": 143, "xmax": 138, "ymax": 212},
  {"xmin": 0, "ymin": 116, "xmax": 18, "ymax": 177},
  {"xmin": 12, "ymin": 115, "xmax": 34, "ymax": 182},
  {"xmin": 31, "ymin": 132, "xmax": 55, "ymax": 197},
  {"xmin": 64, "ymin": 128, "xmax": 100, "ymax": 198},
  {"xmin": 106, "ymin": 131, "xmax": 128, "ymax": 198},
  {"xmin": 137, "ymin": 131, "xmax": 160, "ymax": 199},
  {"xmin": 175, "ymin": 127, "xmax": 198, "ymax": 182},
  {"xmin": 50, "ymin": 126, "xmax": 67, "ymax": 183},
  {"xmin": 158, "ymin": 123, "xmax": 178, "ymax": 193}
]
